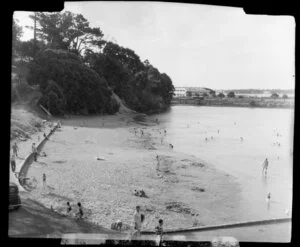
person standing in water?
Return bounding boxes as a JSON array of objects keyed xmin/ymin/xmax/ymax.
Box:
[{"xmin": 262, "ymin": 158, "xmax": 269, "ymax": 176}]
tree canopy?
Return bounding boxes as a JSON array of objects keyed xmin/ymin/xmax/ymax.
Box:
[{"xmin": 14, "ymin": 11, "xmax": 175, "ymax": 115}]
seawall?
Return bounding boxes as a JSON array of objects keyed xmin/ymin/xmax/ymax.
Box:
[{"xmin": 18, "ymin": 123, "xmax": 59, "ymax": 191}]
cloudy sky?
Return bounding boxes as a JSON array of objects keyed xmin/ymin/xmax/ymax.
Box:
[{"xmin": 14, "ymin": 2, "xmax": 295, "ymax": 90}]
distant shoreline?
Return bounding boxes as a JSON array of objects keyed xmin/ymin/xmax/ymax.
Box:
[{"xmin": 171, "ymin": 97, "xmax": 294, "ymax": 109}]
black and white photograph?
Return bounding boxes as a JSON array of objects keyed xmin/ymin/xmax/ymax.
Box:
[{"xmin": 10, "ymin": 1, "xmax": 294, "ymax": 244}]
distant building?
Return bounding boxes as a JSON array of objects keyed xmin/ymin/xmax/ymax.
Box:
[
  {"xmin": 174, "ymin": 87, "xmax": 187, "ymax": 97},
  {"xmin": 185, "ymin": 87, "xmax": 215, "ymax": 97}
]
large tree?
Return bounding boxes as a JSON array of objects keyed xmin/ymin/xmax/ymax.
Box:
[
  {"xmin": 12, "ymin": 19, "xmax": 23, "ymax": 62},
  {"xmin": 28, "ymin": 11, "xmax": 105, "ymax": 55}
]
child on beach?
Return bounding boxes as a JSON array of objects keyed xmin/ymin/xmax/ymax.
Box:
[{"xmin": 12, "ymin": 142, "xmax": 19, "ymax": 157}]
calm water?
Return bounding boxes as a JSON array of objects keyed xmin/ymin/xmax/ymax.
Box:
[{"xmin": 151, "ymin": 105, "xmax": 294, "ymax": 220}]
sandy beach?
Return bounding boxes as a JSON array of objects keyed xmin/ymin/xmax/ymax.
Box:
[{"xmin": 23, "ymin": 113, "xmax": 244, "ymax": 231}]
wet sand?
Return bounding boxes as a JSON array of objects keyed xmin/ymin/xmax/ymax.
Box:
[{"xmin": 24, "ymin": 113, "xmax": 244, "ymax": 231}]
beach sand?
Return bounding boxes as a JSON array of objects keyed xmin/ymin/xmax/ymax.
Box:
[{"xmin": 24, "ymin": 113, "xmax": 245, "ymax": 231}]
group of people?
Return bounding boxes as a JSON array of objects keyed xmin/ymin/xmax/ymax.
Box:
[
  {"xmin": 133, "ymin": 206, "xmax": 164, "ymax": 241},
  {"xmin": 65, "ymin": 201, "xmax": 84, "ymax": 219}
]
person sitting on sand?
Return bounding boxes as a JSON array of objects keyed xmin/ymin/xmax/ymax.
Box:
[
  {"xmin": 66, "ymin": 202, "xmax": 72, "ymax": 215},
  {"xmin": 111, "ymin": 220, "xmax": 123, "ymax": 231}
]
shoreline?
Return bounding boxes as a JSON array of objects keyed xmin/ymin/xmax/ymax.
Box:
[
  {"xmin": 23, "ymin": 112, "xmax": 244, "ymax": 232},
  {"xmin": 171, "ymin": 97, "xmax": 294, "ymax": 109}
]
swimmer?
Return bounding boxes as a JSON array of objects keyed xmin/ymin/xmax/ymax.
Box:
[
  {"xmin": 266, "ymin": 192, "xmax": 271, "ymax": 203},
  {"xmin": 262, "ymin": 158, "xmax": 269, "ymax": 176}
]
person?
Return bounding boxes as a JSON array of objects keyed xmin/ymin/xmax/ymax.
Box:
[
  {"xmin": 266, "ymin": 192, "xmax": 271, "ymax": 209},
  {"xmin": 262, "ymin": 158, "xmax": 269, "ymax": 176},
  {"xmin": 11, "ymin": 154, "xmax": 16, "ymax": 172},
  {"xmin": 58, "ymin": 121, "xmax": 61, "ymax": 128},
  {"xmin": 155, "ymin": 219, "xmax": 164, "ymax": 241},
  {"xmin": 12, "ymin": 142, "xmax": 19, "ymax": 157},
  {"xmin": 77, "ymin": 202, "xmax": 83, "ymax": 219},
  {"xmin": 240, "ymin": 137, "xmax": 243, "ymax": 141},
  {"xmin": 169, "ymin": 144, "xmax": 173, "ymax": 149},
  {"xmin": 161, "ymin": 137, "xmax": 163, "ymax": 144},
  {"xmin": 66, "ymin": 202, "xmax": 72, "ymax": 215},
  {"xmin": 43, "ymin": 173, "xmax": 46, "ymax": 188},
  {"xmin": 164, "ymin": 129, "xmax": 167, "ymax": 135},
  {"xmin": 217, "ymin": 130, "xmax": 219, "ymax": 134},
  {"xmin": 32, "ymin": 143, "xmax": 38, "ymax": 161},
  {"xmin": 205, "ymin": 137, "xmax": 208, "ymax": 142},
  {"xmin": 134, "ymin": 206, "xmax": 142, "ymax": 236}
]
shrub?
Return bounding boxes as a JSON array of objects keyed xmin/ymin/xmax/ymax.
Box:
[
  {"xmin": 227, "ymin": 91, "xmax": 236, "ymax": 98},
  {"xmin": 217, "ymin": 92, "xmax": 225, "ymax": 98},
  {"xmin": 271, "ymin": 93, "xmax": 279, "ymax": 98},
  {"xmin": 249, "ymin": 100, "xmax": 257, "ymax": 107}
]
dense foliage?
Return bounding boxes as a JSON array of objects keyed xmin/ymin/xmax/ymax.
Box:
[
  {"xmin": 85, "ymin": 42, "xmax": 174, "ymax": 113},
  {"xmin": 27, "ymin": 49, "xmax": 119, "ymax": 115},
  {"xmin": 227, "ymin": 91, "xmax": 236, "ymax": 98},
  {"xmin": 14, "ymin": 11, "xmax": 174, "ymax": 115}
]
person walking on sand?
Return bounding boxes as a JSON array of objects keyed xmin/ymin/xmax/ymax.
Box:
[
  {"xmin": 134, "ymin": 206, "xmax": 143, "ymax": 236},
  {"xmin": 42, "ymin": 173, "xmax": 46, "ymax": 188},
  {"xmin": 156, "ymin": 155, "xmax": 160, "ymax": 171},
  {"xmin": 155, "ymin": 219, "xmax": 164, "ymax": 245},
  {"xmin": 66, "ymin": 202, "xmax": 72, "ymax": 215},
  {"xmin": 32, "ymin": 143, "xmax": 38, "ymax": 161},
  {"xmin": 76, "ymin": 202, "xmax": 83, "ymax": 219},
  {"xmin": 262, "ymin": 158, "xmax": 269, "ymax": 176},
  {"xmin": 11, "ymin": 154, "xmax": 16, "ymax": 173},
  {"xmin": 12, "ymin": 142, "xmax": 19, "ymax": 158}
]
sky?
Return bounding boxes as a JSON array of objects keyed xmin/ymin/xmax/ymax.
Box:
[{"xmin": 13, "ymin": 2, "xmax": 295, "ymax": 90}]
